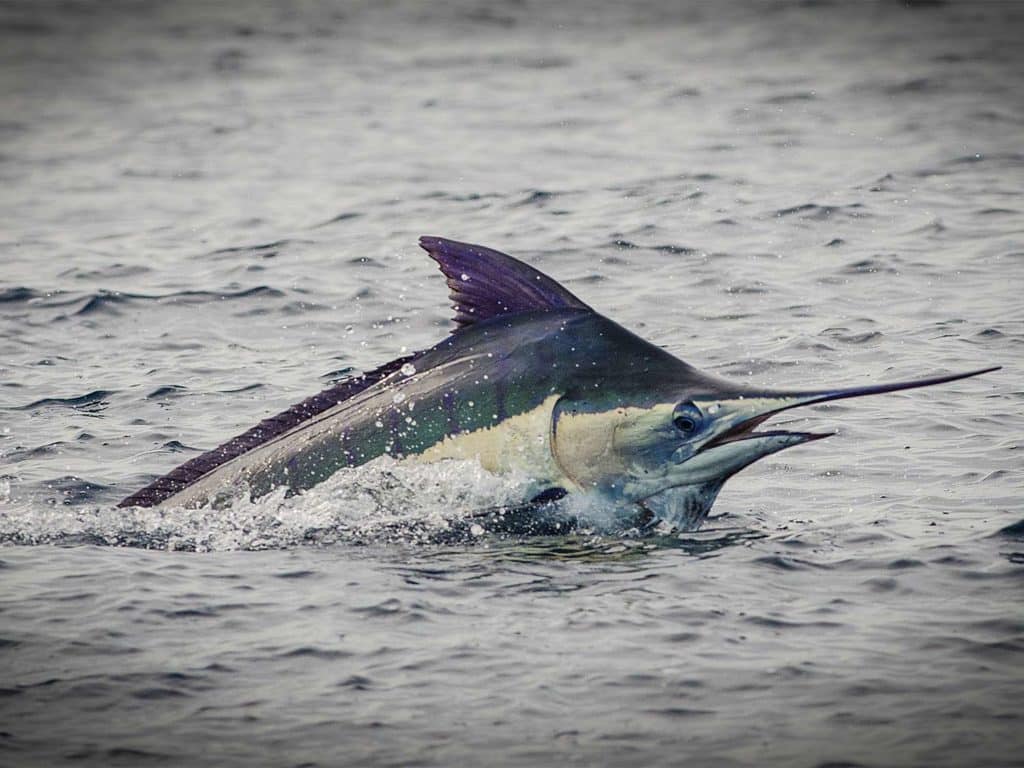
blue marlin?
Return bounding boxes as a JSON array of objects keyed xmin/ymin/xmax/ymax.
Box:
[{"xmin": 119, "ymin": 237, "xmax": 998, "ymax": 531}]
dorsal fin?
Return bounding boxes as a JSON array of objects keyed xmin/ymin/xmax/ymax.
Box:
[
  {"xmin": 118, "ymin": 354, "xmax": 417, "ymax": 508},
  {"xmin": 419, "ymin": 236, "xmax": 591, "ymax": 330}
]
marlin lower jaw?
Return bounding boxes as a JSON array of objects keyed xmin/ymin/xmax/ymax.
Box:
[
  {"xmin": 699, "ymin": 424, "xmax": 832, "ymax": 455},
  {"xmin": 697, "ymin": 408, "xmax": 832, "ymax": 456},
  {"xmin": 635, "ymin": 429, "xmax": 829, "ymax": 532},
  {"xmin": 670, "ymin": 430, "xmax": 828, "ymax": 492}
]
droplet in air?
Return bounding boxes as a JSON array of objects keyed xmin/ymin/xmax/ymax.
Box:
[
  {"xmin": 401, "ymin": 363, "xmax": 416, "ymax": 376},
  {"xmin": 461, "ymin": 273, "xmax": 470, "ymax": 281},
  {"xmin": 470, "ymin": 524, "xmax": 484, "ymax": 536}
]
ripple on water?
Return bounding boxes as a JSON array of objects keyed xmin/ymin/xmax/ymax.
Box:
[
  {"xmin": 839, "ymin": 257, "xmax": 901, "ymax": 275},
  {"xmin": 752, "ymin": 554, "xmax": 833, "ymax": 571},
  {"xmin": 205, "ymin": 239, "xmax": 303, "ymax": 259},
  {"xmin": 11, "ymin": 389, "xmax": 115, "ymax": 411},
  {"xmin": 774, "ymin": 203, "xmax": 869, "ymax": 221},
  {"xmin": 279, "ymin": 646, "xmax": 354, "ymax": 660},
  {"xmin": 0, "ymin": 3, "xmax": 1020, "ymax": 767}
]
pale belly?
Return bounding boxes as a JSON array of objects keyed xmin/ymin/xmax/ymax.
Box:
[
  {"xmin": 415, "ymin": 394, "xmax": 571, "ymax": 489},
  {"xmin": 159, "ymin": 394, "xmax": 574, "ymax": 509}
]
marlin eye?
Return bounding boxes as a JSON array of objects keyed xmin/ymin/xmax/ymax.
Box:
[
  {"xmin": 672, "ymin": 403, "xmax": 702, "ymax": 434},
  {"xmin": 674, "ymin": 415, "xmax": 697, "ymax": 433}
]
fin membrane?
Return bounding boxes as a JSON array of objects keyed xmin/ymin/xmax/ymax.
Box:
[{"xmin": 419, "ymin": 236, "xmax": 591, "ymax": 329}]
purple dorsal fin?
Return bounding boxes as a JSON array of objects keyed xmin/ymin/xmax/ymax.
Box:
[{"xmin": 419, "ymin": 236, "xmax": 591, "ymax": 330}]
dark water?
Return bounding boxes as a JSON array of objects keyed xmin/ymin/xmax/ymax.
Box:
[{"xmin": 1, "ymin": 1, "xmax": 1022, "ymax": 766}]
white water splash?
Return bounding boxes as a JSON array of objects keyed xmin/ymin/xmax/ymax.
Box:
[{"xmin": 0, "ymin": 458, "xmax": 543, "ymax": 551}]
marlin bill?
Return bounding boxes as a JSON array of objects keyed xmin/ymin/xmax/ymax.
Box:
[{"xmin": 119, "ymin": 237, "xmax": 999, "ymax": 532}]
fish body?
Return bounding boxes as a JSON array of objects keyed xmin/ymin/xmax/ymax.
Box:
[
  {"xmin": 121, "ymin": 237, "xmax": 998, "ymax": 531},
  {"xmin": 151, "ymin": 309, "xmax": 705, "ymax": 514}
]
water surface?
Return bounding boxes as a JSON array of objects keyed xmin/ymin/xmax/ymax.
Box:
[{"xmin": 1, "ymin": 1, "xmax": 1022, "ymax": 766}]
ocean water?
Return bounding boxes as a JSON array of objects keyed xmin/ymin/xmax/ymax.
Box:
[{"xmin": 1, "ymin": 1, "xmax": 1022, "ymax": 765}]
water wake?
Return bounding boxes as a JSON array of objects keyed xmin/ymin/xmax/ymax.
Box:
[{"xmin": 1, "ymin": 459, "xmax": 553, "ymax": 551}]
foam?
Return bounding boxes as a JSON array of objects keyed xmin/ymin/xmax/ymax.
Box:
[{"xmin": 1, "ymin": 458, "xmax": 545, "ymax": 551}]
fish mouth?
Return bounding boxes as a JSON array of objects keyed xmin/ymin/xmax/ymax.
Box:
[{"xmin": 698, "ymin": 410, "xmax": 832, "ymax": 453}]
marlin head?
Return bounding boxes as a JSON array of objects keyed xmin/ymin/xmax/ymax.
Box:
[{"xmin": 552, "ymin": 362, "xmax": 1000, "ymax": 531}]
